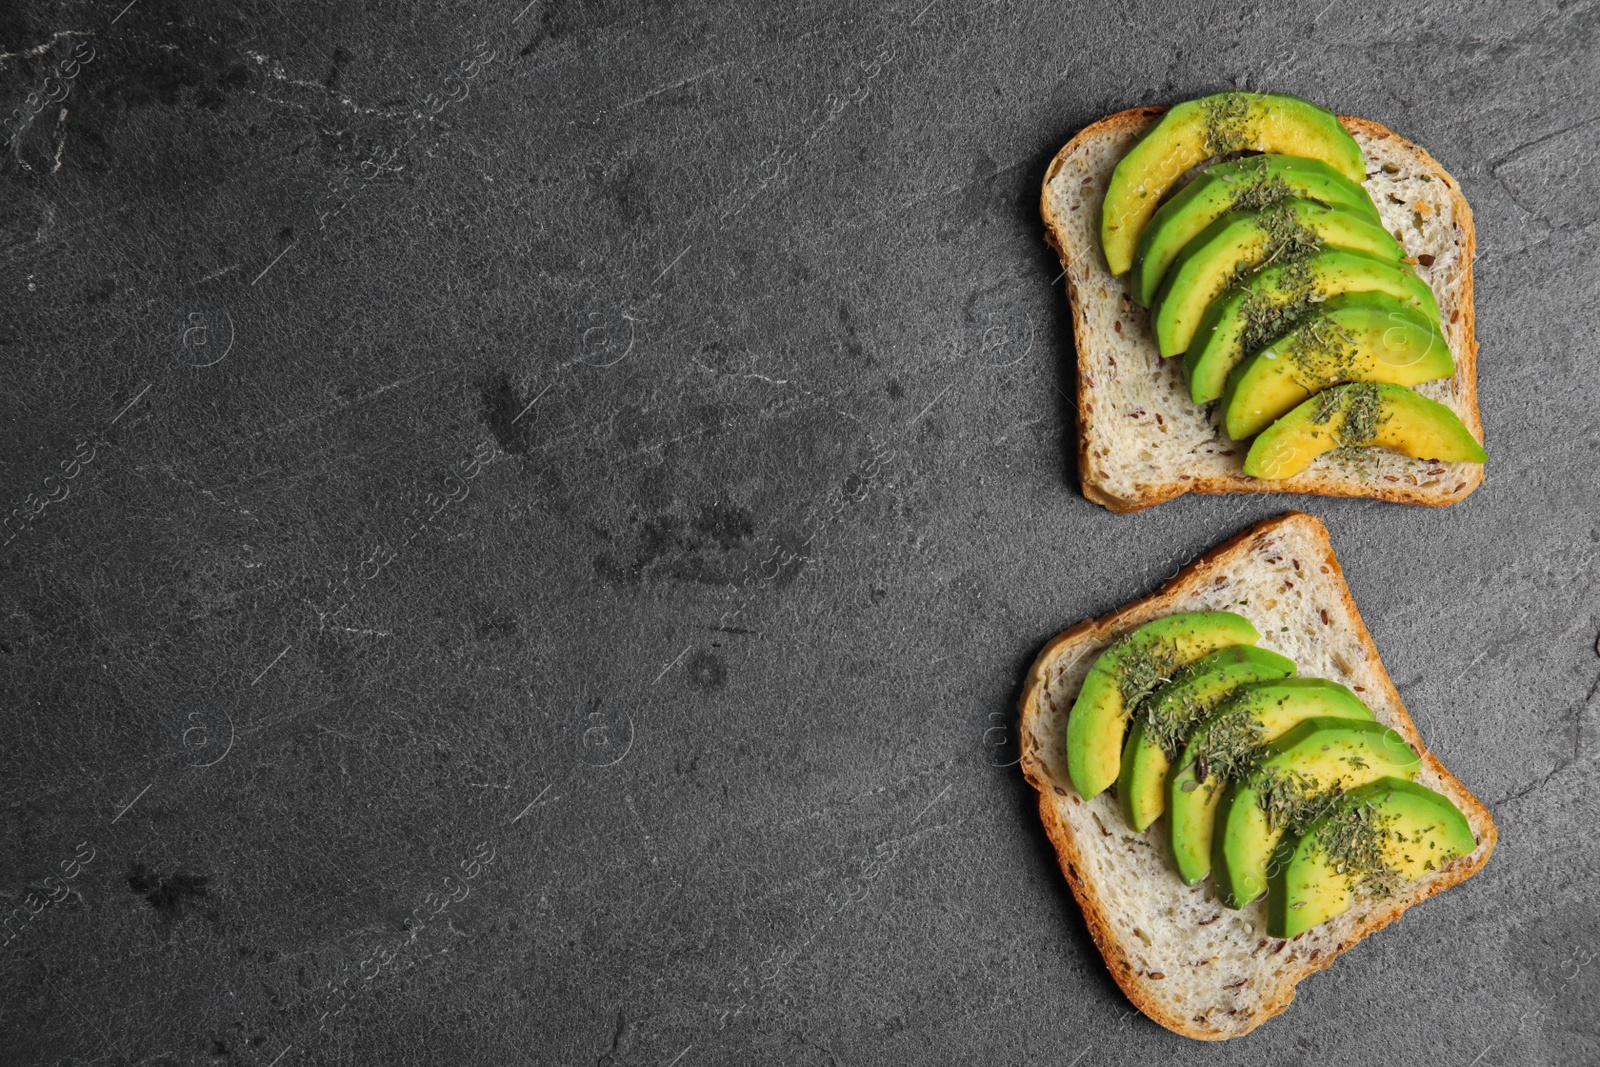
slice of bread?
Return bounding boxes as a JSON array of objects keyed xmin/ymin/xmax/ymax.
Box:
[
  {"xmin": 1042, "ymin": 109, "xmax": 1483, "ymax": 512},
  {"xmin": 1017, "ymin": 512, "xmax": 1496, "ymax": 1040}
]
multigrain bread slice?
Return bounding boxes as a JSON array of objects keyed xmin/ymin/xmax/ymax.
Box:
[
  {"xmin": 1041, "ymin": 109, "xmax": 1483, "ymax": 512},
  {"xmin": 1017, "ymin": 512, "xmax": 1496, "ymax": 1040}
]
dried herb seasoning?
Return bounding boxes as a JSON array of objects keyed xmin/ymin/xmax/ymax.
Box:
[
  {"xmin": 1115, "ymin": 636, "xmax": 1183, "ymax": 709},
  {"xmin": 1307, "ymin": 797, "xmax": 1402, "ymax": 899},
  {"xmin": 1235, "ymin": 259, "xmax": 1322, "ymax": 359},
  {"xmin": 1185, "ymin": 705, "xmax": 1266, "ymax": 783},
  {"xmin": 1143, "ymin": 677, "xmax": 1254, "ymax": 761},
  {"xmin": 1337, "ymin": 383, "xmax": 1388, "ymax": 445},
  {"xmin": 1284, "ymin": 316, "xmax": 1361, "ymax": 391},
  {"xmin": 1252, "ymin": 766, "xmax": 1344, "ymax": 834},
  {"xmin": 1201, "ymin": 92, "xmax": 1256, "ymax": 156}
]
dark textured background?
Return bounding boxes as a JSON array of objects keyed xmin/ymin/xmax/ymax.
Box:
[{"xmin": 2, "ymin": 0, "xmax": 1597, "ymax": 1063}]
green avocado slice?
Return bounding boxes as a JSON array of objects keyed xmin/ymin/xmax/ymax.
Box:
[
  {"xmin": 1101, "ymin": 91, "xmax": 1365, "ymax": 276},
  {"xmin": 1066, "ymin": 611, "xmax": 1260, "ymax": 801},
  {"xmin": 1166, "ymin": 678, "xmax": 1373, "ymax": 887},
  {"xmin": 1241, "ymin": 382, "xmax": 1487, "ymax": 481},
  {"xmin": 1220, "ymin": 293, "xmax": 1455, "ymax": 441},
  {"xmin": 1184, "ymin": 249, "xmax": 1441, "ymax": 404},
  {"xmin": 1131, "ymin": 154, "xmax": 1380, "ymax": 307},
  {"xmin": 1152, "ymin": 200, "xmax": 1404, "ymax": 357},
  {"xmin": 1117, "ymin": 645, "xmax": 1298, "ymax": 833},
  {"xmin": 1266, "ymin": 777, "xmax": 1475, "ymax": 937},
  {"xmin": 1213, "ymin": 718, "xmax": 1421, "ymax": 909}
]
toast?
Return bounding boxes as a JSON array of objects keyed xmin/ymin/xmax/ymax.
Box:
[
  {"xmin": 1041, "ymin": 109, "xmax": 1483, "ymax": 512},
  {"xmin": 1017, "ymin": 512, "xmax": 1496, "ymax": 1040}
]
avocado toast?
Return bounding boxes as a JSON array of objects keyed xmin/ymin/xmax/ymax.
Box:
[
  {"xmin": 1041, "ymin": 100, "xmax": 1483, "ymax": 511},
  {"xmin": 1016, "ymin": 512, "xmax": 1496, "ymax": 1040}
]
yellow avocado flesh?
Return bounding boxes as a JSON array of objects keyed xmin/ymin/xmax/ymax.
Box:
[
  {"xmin": 1066, "ymin": 611, "xmax": 1259, "ymax": 801},
  {"xmin": 1131, "ymin": 154, "xmax": 1380, "ymax": 307},
  {"xmin": 1101, "ymin": 91, "xmax": 1365, "ymax": 275},
  {"xmin": 1242, "ymin": 382, "xmax": 1487, "ymax": 481},
  {"xmin": 1213, "ymin": 718, "xmax": 1421, "ymax": 909},
  {"xmin": 1166, "ymin": 678, "xmax": 1373, "ymax": 887},
  {"xmin": 1117, "ymin": 645, "xmax": 1297, "ymax": 833},
  {"xmin": 1152, "ymin": 200, "xmax": 1404, "ymax": 357},
  {"xmin": 1220, "ymin": 292, "xmax": 1455, "ymax": 440},
  {"xmin": 1267, "ymin": 777, "xmax": 1475, "ymax": 937},
  {"xmin": 1185, "ymin": 249, "xmax": 1441, "ymax": 404}
]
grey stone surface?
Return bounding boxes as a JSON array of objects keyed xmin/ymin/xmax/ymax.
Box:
[{"xmin": 1, "ymin": 0, "xmax": 1597, "ymax": 1063}]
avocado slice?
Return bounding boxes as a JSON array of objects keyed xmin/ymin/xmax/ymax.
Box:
[
  {"xmin": 1131, "ymin": 154, "xmax": 1380, "ymax": 307},
  {"xmin": 1213, "ymin": 718, "xmax": 1421, "ymax": 909},
  {"xmin": 1117, "ymin": 645, "xmax": 1298, "ymax": 833},
  {"xmin": 1220, "ymin": 293, "xmax": 1455, "ymax": 440},
  {"xmin": 1101, "ymin": 91, "xmax": 1365, "ymax": 276},
  {"xmin": 1184, "ymin": 249, "xmax": 1440, "ymax": 404},
  {"xmin": 1166, "ymin": 678, "xmax": 1373, "ymax": 887},
  {"xmin": 1152, "ymin": 200, "xmax": 1404, "ymax": 357},
  {"xmin": 1242, "ymin": 382, "xmax": 1487, "ymax": 480},
  {"xmin": 1066, "ymin": 611, "xmax": 1260, "ymax": 800},
  {"xmin": 1266, "ymin": 778, "xmax": 1475, "ymax": 937}
]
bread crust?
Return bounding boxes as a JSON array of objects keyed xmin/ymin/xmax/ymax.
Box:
[
  {"xmin": 1042, "ymin": 110, "xmax": 1484, "ymax": 513},
  {"xmin": 1017, "ymin": 512, "xmax": 1498, "ymax": 1039}
]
